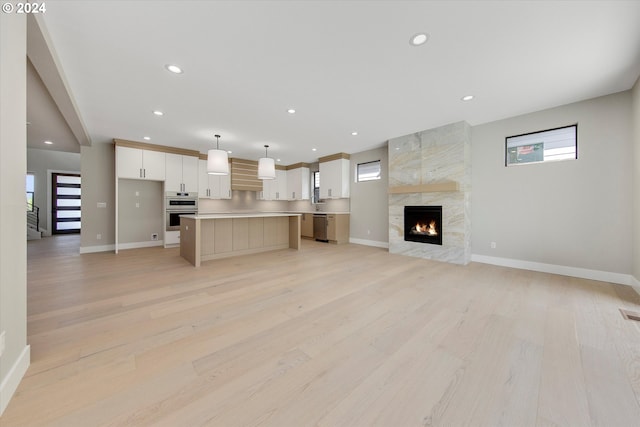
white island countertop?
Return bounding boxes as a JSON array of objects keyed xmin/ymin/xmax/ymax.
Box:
[
  {"xmin": 182, "ymin": 212, "xmax": 301, "ymax": 220},
  {"xmin": 267, "ymin": 211, "xmax": 351, "ymax": 215}
]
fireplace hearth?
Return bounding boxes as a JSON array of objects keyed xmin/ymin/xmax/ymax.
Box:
[{"xmin": 404, "ymin": 206, "xmax": 442, "ymax": 245}]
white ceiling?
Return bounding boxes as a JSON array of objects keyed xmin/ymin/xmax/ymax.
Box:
[{"xmin": 34, "ymin": 0, "xmax": 640, "ymax": 164}]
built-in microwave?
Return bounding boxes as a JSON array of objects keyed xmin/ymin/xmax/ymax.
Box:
[{"xmin": 165, "ymin": 192, "xmax": 198, "ymax": 210}]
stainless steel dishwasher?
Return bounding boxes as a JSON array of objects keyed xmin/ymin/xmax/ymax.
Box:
[{"xmin": 313, "ymin": 214, "xmax": 328, "ymax": 242}]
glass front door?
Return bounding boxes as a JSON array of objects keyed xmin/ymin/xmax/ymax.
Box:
[{"xmin": 52, "ymin": 173, "xmax": 81, "ymax": 234}]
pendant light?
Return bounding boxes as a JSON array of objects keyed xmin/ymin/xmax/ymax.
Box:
[
  {"xmin": 258, "ymin": 145, "xmax": 276, "ymax": 180},
  {"xmin": 207, "ymin": 134, "xmax": 229, "ymax": 175}
]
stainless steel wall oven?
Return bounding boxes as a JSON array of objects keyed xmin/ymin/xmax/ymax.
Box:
[{"xmin": 165, "ymin": 192, "xmax": 197, "ymax": 231}]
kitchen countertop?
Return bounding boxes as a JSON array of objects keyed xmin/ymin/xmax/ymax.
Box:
[
  {"xmin": 183, "ymin": 212, "xmax": 302, "ymax": 220},
  {"xmin": 279, "ymin": 211, "xmax": 351, "ymax": 215},
  {"xmin": 194, "ymin": 211, "xmax": 350, "ymax": 216}
]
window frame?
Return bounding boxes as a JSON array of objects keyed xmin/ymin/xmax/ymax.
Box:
[
  {"xmin": 26, "ymin": 172, "xmax": 35, "ymax": 211},
  {"xmin": 505, "ymin": 124, "xmax": 578, "ymax": 167},
  {"xmin": 312, "ymin": 170, "xmax": 320, "ymax": 203},
  {"xmin": 356, "ymin": 160, "xmax": 382, "ymax": 182}
]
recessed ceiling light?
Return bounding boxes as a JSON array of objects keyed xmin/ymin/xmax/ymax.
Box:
[
  {"xmin": 143, "ymin": 136, "xmax": 151, "ymax": 140},
  {"xmin": 44, "ymin": 140, "xmax": 53, "ymax": 145},
  {"xmin": 227, "ymin": 150, "xmax": 232, "ymax": 154},
  {"xmin": 277, "ymin": 158, "xmax": 281, "ymax": 162},
  {"xmin": 461, "ymin": 95, "xmax": 474, "ymax": 101},
  {"xmin": 287, "ymin": 109, "xmax": 296, "ymax": 114},
  {"xmin": 153, "ymin": 110, "xmax": 164, "ymax": 116},
  {"xmin": 351, "ymin": 131, "xmax": 358, "ymax": 136},
  {"xmin": 312, "ymin": 148, "xmax": 317, "ymax": 152},
  {"xmin": 165, "ymin": 64, "xmax": 183, "ymax": 74},
  {"xmin": 410, "ymin": 33, "xmax": 429, "ymax": 46}
]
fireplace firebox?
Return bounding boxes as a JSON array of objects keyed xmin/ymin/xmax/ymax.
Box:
[{"xmin": 404, "ymin": 206, "xmax": 442, "ymax": 245}]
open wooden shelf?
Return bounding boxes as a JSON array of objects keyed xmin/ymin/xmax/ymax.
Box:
[{"xmin": 388, "ymin": 181, "xmax": 459, "ymax": 194}]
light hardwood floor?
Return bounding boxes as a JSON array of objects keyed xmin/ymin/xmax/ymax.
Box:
[{"xmin": 2, "ymin": 235, "xmax": 640, "ymax": 426}]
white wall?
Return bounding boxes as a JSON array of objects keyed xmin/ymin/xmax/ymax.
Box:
[
  {"xmin": 80, "ymin": 143, "xmax": 115, "ymax": 251},
  {"xmin": 0, "ymin": 13, "xmax": 30, "ymax": 415},
  {"xmin": 472, "ymin": 91, "xmax": 633, "ymax": 275},
  {"xmin": 632, "ymin": 77, "xmax": 640, "ymax": 286},
  {"xmin": 349, "ymin": 146, "xmax": 389, "ymax": 246},
  {"xmin": 117, "ymin": 179, "xmax": 163, "ymax": 244},
  {"xmin": 27, "ymin": 148, "xmax": 80, "ymax": 232}
]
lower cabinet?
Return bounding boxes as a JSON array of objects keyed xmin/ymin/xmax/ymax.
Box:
[
  {"xmin": 300, "ymin": 213, "xmax": 314, "ymax": 238},
  {"xmin": 327, "ymin": 214, "xmax": 350, "ymax": 244},
  {"xmin": 165, "ymin": 230, "xmax": 180, "ymax": 246}
]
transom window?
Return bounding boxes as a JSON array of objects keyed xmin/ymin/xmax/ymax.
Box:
[
  {"xmin": 356, "ymin": 160, "xmax": 381, "ymax": 182},
  {"xmin": 505, "ymin": 124, "xmax": 577, "ymax": 166}
]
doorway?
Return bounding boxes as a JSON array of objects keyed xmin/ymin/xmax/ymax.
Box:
[{"xmin": 51, "ymin": 173, "xmax": 81, "ymax": 234}]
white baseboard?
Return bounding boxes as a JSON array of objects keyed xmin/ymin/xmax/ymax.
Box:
[
  {"xmin": 79, "ymin": 243, "xmax": 116, "ymax": 254},
  {"xmin": 630, "ymin": 276, "xmax": 640, "ymax": 297},
  {"xmin": 117, "ymin": 241, "xmax": 164, "ymax": 251},
  {"xmin": 0, "ymin": 345, "xmax": 30, "ymax": 416},
  {"xmin": 472, "ymin": 254, "xmax": 635, "ymax": 286},
  {"xmin": 349, "ymin": 238, "xmax": 389, "ymax": 249},
  {"xmin": 80, "ymin": 241, "xmax": 164, "ymax": 254}
]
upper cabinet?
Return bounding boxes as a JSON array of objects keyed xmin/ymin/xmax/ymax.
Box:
[
  {"xmin": 114, "ymin": 140, "xmax": 350, "ymax": 202},
  {"xmin": 259, "ymin": 168, "xmax": 287, "ymax": 200},
  {"xmin": 286, "ymin": 163, "xmax": 310, "ymax": 200},
  {"xmin": 276, "ymin": 169, "xmax": 287, "ymax": 200},
  {"xmin": 319, "ymin": 153, "xmax": 350, "ymax": 199},
  {"xmin": 116, "ymin": 146, "xmax": 166, "ymax": 181},
  {"xmin": 198, "ymin": 159, "xmax": 231, "ymax": 199},
  {"xmin": 165, "ymin": 153, "xmax": 199, "ymax": 193}
]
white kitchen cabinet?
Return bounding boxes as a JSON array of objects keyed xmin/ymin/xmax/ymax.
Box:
[
  {"xmin": 259, "ymin": 169, "xmax": 287, "ymax": 200},
  {"xmin": 116, "ymin": 146, "xmax": 166, "ymax": 181},
  {"xmin": 166, "ymin": 153, "xmax": 199, "ymax": 193},
  {"xmin": 197, "ymin": 160, "xmax": 209, "ymax": 199},
  {"xmin": 286, "ymin": 166, "xmax": 310, "ymax": 200},
  {"xmin": 257, "ymin": 181, "xmax": 269, "ymax": 200},
  {"xmin": 217, "ymin": 174, "xmax": 232, "ymax": 199},
  {"xmin": 319, "ymin": 157, "xmax": 350, "ymax": 199},
  {"xmin": 165, "ymin": 230, "xmax": 180, "ymax": 246},
  {"xmin": 276, "ymin": 170, "xmax": 287, "ymax": 200},
  {"xmin": 198, "ymin": 160, "xmax": 231, "ymax": 199}
]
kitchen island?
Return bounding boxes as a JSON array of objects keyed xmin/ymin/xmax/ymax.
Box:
[{"xmin": 179, "ymin": 212, "xmax": 301, "ymax": 266}]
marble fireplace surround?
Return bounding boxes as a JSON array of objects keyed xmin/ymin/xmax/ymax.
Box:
[{"xmin": 388, "ymin": 121, "xmax": 471, "ymax": 265}]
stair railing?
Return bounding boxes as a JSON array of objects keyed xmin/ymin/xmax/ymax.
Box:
[{"xmin": 27, "ymin": 204, "xmax": 40, "ymax": 232}]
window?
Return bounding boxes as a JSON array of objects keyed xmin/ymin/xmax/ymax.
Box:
[
  {"xmin": 356, "ymin": 160, "xmax": 381, "ymax": 182},
  {"xmin": 313, "ymin": 171, "xmax": 320, "ymax": 203},
  {"xmin": 505, "ymin": 124, "xmax": 577, "ymax": 166},
  {"xmin": 26, "ymin": 173, "xmax": 35, "ymax": 211}
]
